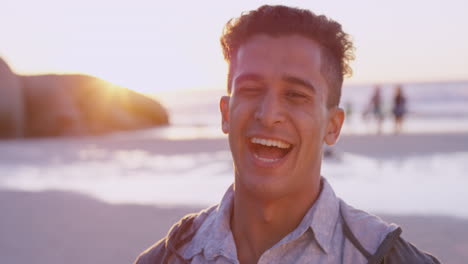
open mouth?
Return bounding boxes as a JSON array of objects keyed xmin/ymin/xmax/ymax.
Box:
[{"xmin": 249, "ymin": 137, "xmax": 293, "ymax": 164}]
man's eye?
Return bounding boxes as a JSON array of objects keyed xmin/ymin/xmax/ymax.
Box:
[
  {"xmin": 240, "ymin": 86, "xmax": 262, "ymax": 95},
  {"xmin": 287, "ymin": 91, "xmax": 306, "ymax": 98}
]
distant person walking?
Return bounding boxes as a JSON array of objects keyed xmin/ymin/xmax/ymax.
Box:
[
  {"xmin": 365, "ymin": 85, "xmax": 384, "ymax": 134},
  {"xmin": 392, "ymin": 84, "xmax": 407, "ymax": 133}
]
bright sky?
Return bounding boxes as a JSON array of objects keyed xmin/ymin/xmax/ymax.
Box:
[{"xmin": 2, "ymin": 0, "xmax": 467, "ymax": 94}]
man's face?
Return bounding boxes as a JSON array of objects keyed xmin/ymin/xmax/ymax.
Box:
[{"xmin": 220, "ymin": 34, "xmax": 343, "ymax": 200}]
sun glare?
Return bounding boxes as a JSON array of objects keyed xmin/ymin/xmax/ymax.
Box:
[{"xmin": 2, "ymin": 0, "xmax": 467, "ymax": 94}]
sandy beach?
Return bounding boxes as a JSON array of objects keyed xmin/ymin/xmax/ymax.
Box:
[
  {"xmin": 3, "ymin": 130, "xmax": 464, "ymax": 159},
  {"xmin": 1, "ymin": 131, "xmax": 467, "ymax": 263},
  {"xmin": 335, "ymin": 132, "xmax": 468, "ymax": 158},
  {"xmin": 1, "ymin": 188, "xmax": 468, "ymax": 264}
]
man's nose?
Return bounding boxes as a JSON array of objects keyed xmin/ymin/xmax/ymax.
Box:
[{"xmin": 254, "ymin": 92, "xmax": 286, "ymax": 127}]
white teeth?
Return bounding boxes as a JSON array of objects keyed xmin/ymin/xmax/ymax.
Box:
[
  {"xmin": 254, "ymin": 154, "xmax": 280, "ymax": 163},
  {"xmin": 250, "ymin": 137, "xmax": 291, "ymax": 149}
]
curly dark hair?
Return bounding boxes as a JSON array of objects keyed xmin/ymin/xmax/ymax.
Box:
[{"xmin": 220, "ymin": 5, "xmax": 355, "ymax": 107}]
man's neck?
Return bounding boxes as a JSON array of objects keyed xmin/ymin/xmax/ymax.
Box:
[{"xmin": 231, "ymin": 181, "xmax": 322, "ymax": 264}]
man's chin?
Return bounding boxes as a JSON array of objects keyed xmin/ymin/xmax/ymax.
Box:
[{"xmin": 235, "ymin": 175, "xmax": 292, "ymax": 201}]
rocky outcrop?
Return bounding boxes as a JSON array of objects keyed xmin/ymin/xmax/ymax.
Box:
[
  {"xmin": 0, "ymin": 58, "xmax": 25, "ymax": 138},
  {"xmin": 0, "ymin": 58, "xmax": 169, "ymax": 138}
]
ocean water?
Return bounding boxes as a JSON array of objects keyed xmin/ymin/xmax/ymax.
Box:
[
  {"xmin": 1, "ymin": 81, "xmax": 467, "ymax": 218},
  {"xmin": 150, "ymin": 81, "xmax": 468, "ymax": 139}
]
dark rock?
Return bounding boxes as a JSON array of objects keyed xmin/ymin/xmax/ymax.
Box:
[
  {"xmin": 0, "ymin": 57, "xmax": 169, "ymax": 138},
  {"xmin": 0, "ymin": 58, "xmax": 25, "ymax": 138}
]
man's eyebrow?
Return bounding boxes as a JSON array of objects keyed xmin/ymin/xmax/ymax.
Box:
[
  {"xmin": 234, "ymin": 73, "xmax": 264, "ymax": 86},
  {"xmin": 282, "ymin": 75, "xmax": 316, "ymax": 93}
]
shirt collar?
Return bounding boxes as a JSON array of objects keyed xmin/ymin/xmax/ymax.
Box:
[
  {"xmin": 270, "ymin": 177, "xmax": 340, "ymax": 254},
  {"xmin": 307, "ymin": 177, "xmax": 341, "ymax": 254},
  {"xmin": 182, "ymin": 178, "xmax": 340, "ymax": 258},
  {"xmin": 182, "ymin": 185, "xmax": 238, "ymax": 261}
]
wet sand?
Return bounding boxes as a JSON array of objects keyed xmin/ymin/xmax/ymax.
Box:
[
  {"xmin": 1, "ymin": 188, "xmax": 467, "ymax": 264},
  {"xmin": 1, "ymin": 131, "xmax": 466, "ymax": 160},
  {"xmin": 1, "ymin": 131, "xmax": 467, "ymax": 263},
  {"xmin": 335, "ymin": 132, "xmax": 468, "ymax": 158}
]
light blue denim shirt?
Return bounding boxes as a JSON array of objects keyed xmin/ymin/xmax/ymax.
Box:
[{"xmin": 177, "ymin": 178, "xmax": 397, "ymax": 263}]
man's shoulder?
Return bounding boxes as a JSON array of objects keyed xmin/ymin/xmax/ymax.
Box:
[
  {"xmin": 134, "ymin": 237, "xmax": 167, "ymax": 264},
  {"xmin": 376, "ymin": 236, "xmax": 441, "ymax": 264},
  {"xmin": 339, "ymin": 199, "xmax": 399, "ymax": 255},
  {"xmin": 133, "ymin": 205, "xmax": 218, "ymax": 264},
  {"xmin": 338, "ymin": 199, "xmax": 440, "ymax": 263}
]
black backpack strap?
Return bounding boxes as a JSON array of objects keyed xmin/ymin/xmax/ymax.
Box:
[
  {"xmin": 367, "ymin": 227, "xmax": 402, "ymax": 264},
  {"xmin": 162, "ymin": 206, "xmax": 219, "ymax": 263},
  {"xmin": 340, "ymin": 206, "xmax": 404, "ymax": 264},
  {"xmin": 340, "ymin": 210, "xmax": 372, "ymax": 260},
  {"xmin": 162, "ymin": 213, "xmax": 199, "ymax": 263},
  {"xmin": 134, "ymin": 213, "xmax": 199, "ymax": 264}
]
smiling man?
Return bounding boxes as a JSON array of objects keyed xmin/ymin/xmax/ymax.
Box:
[{"xmin": 135, "ymin": 5, "xmax": 440, "ymax": 264}]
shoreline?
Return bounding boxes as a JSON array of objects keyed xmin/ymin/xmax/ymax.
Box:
[
  {"xmin": 1, "ymin": 130, "xmax": 466, "ymax": 156},
  {"xmin": 334, "ymin": 131, "xmax": 468, "ymax": 158}
]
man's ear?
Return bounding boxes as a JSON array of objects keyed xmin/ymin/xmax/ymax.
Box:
[
  {"xmin": 324, "ymin": 107, "xmax": 344, "ymax": 146},
  {"xmin": 220, "ymin": 96, "xmax": 230, "ymax": 134}
]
